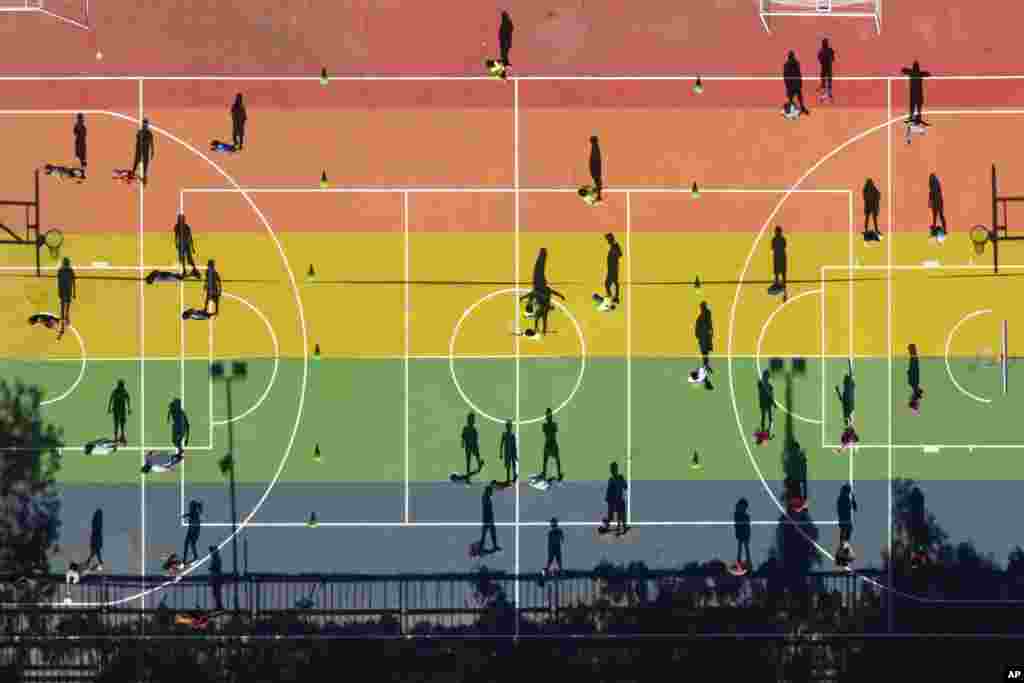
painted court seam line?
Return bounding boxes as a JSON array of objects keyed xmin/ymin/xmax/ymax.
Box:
[
  {"xmin": 404, "ymin": 191, "xmax": 410, "ymax": 524},
  {"xmin": 513, "ymin": 78, "xmax": 521, "ymax": 614},
  {"xmin": 1, "ymin": 75, "xmax": 1024, "ymax": 81}
]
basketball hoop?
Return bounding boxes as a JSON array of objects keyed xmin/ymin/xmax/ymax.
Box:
[
  {"xmin": 43, "ymin": 229, "xmax": 63, "ymax": 260},
  {"xmin": 970, "ymin": 224, "xmax": 990, "ymax": 255}
]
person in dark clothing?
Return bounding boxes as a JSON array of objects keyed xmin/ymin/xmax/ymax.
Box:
[
  {"xmin": 588, "ymin": 136, "xmax": 603, "ymax": 200},
  {"xmin": 771, "ymin": 226, "xmax": 787, "ymax": 295},
  {"xmin": 168, "ymin": 398, "xmax": 190, "ymax": 456},
  {"xmin": 907, "ymin": 343, "xmax": 923, "ymax": 412},
  {"xmin": 837, "ymin": 483, "xmax": 857, "ymax": 545},
  {"xmin": 499, "ymin": 420, "xmax": 517, "ymax": 483},
  {"xmin": 203, "ymin": 259, "xmax": 222, "ymax": 316},
  {"xmin": 758, "ymin": 369, "xmax": 775, "ymax": 438},
  {"xmin": 56, "ymin": 257, "xmax": 76, "ymax": 340},
  {"xmin": 84, "ymin": 509, "xmax": 103, "ymax": 571},
  {"xmin": 734, "ymin": 498, "xmax": 751, "ymax": 569},
  {"xmin": 133, "ymin": 118, "xmax": 155, "ymax": 185},
  {"xmin": 928, "ymin": 173, "xmax": 947, "ymax": 239},
  {"xmin": 182, "ymin": 500, "xmax": 202, "ymax": 565},
  {"xmin": 462, "ymin": 412, "xmax": 483, "ymax": 478},
  {"xmin": 540, "ymin": 408, "xmax": 563, "ymax": 481},
  {"xmin": 604, "ymin": 233, "xmax": 622, "ymax": 304},
  {"xmin": 863, "ymin": 178, "xmax": 882, "ymax": 239},
  {"xmin": 520, "ymin": 284, "xmax": 565, "ymax": 335},
  {"xmin": 783, "ymin": 51, "xmax": 810, "ymax": 115},
  {"xmin": 695, "ymin": 301, "xmax": 714, "ymax": 383},
  {"xmin": 479, "ymin": 482, "xmax": 500, "ymax": 554},
  {"xmin": 208, "ymin": 545, "xmax": 224, "ymax": 610},
  {"xmin": 602, "ymin": 462, "xmax": 628, "ymax": 534},
  {"xmin": 107, "ymin": 379, "xmax": 131, "ymax": 445},
  {"xmin": 230, "ymin": 94, "xmax": 247, "ymax": 150},
  {"xmin": 817, "ymin": 39, "xmax": 835, "ymax": 102},
  {"xmin": 544, "ymin": 517, "xmax": 563, "ymax": 577},
  {"xmin": 835, "ymin": 373, "xmax": 855, "ymax": 427},
  {"xmin": 73, "ymin": 113, "xmax": 87, "ymax": 176},
  {"xmin": 900, "ymin": 61, "xmax": 931, "ymax": 125},
  {"xmin": 175, "ymin": 214, "xmax": 201, "ymax": 279},
  {"xmin": 532, "ymin": 247, "xmax": 548, "ymax": 292},
  {"xmin": 498, "ymin": 11, "xmax": 514, "ymax": 65}
]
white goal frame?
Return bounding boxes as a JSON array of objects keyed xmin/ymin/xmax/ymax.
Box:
[
  {"xmin": 759, "ymin": 0, "xmax": 880, "ymax": 34},
  {"xmin": 0, "ymin": 0, "xmax": 90, "ymax": 30}
]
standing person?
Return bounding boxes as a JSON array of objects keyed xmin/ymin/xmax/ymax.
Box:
[
  {"xmin": 520, "ymin": 284, "xmax": 565, "ymax": 336},
  {"xmin": 230, "ymin": 94, "xmax": 247, "ymax": 150},
  {"xmin": 73, "ymin": 113, "xmax": 87, "ymax": 176},
  {"xmin": 783, "ymin": 51, "xmax": 810, "ymax": 116},
  {"xmin": 602, "ymin": 461, "xmax": 628, "ymax": 535},
  {"xmin": 694, "ymin": 302, "xmax": 714, "ymax": 387},
  {"xmin": 928, "ymin": 173, "xmax": 947, "ymax": 240},
  {"xmin": 863, "ymin": 178, "xmax": 882, "ymax": 240},
  {"xmin": 498, "ymin": 11, "xmax": 514, "ymax": 66},
  {"xmin": 734, "ymin": 498, "xmax": 752, "ymax": 570},
  {"xmin": 478, "ymin": 482, "xmax": 501, "ymax": 554},
  {"xmin": 542, "ymin": 517, "xmax": 564, "ymax": 578},
  {"xmin": 56, "ymin": 257, "xmax": 76, "ymax": 340},
  {"xmin": 757, "ymin": 369, "xmax": 775, "ymax": 442},
  {"xmin": 182, "ymin": 500, "xmax": 203, "ymax": 565},
  {"xmin": 84, "ymin": 509, "xmax": 103, "ymax": 571},
  {"xmin": 604, "ymin": 233, "xmax": 622, "ymax": 305},
  {"xmin": 203, "ymin": 259, "xmax": 222, "ymax": 316},
  {"xmin": 133, "ymin": 118, "xmax": 155, "ymax": 186},
  {"xmin": 107, "ymin": 379, "xmax": 131, "ymax": 445},
  {"xmin": 900, "ymin": 61, "xmax": 931, "ymax": 125},
  {"xmin": 168, "ymin": 398, "xmax": 190, "ymax": 456},
  {"xmin": 588, "ymin": 136, "xmax": 603, "ymax": 200},
  {"xmin": 499, "ymin": 420, "xmax": 518, "ymax": 483},
  {"xmin": 540, "ymin": 408, "xmax": 563, "ymax": 481},
  {"xmin": 837, "ymin": 484, "xmax": 857, "ymax": 547},
  {"xmin": 817, "ymin": 39, "xmax": 835, "ymax": 102},
  {"xmin": 174, "ymin": 214, "xmax": 200, "ymax": 279},
  {"xmin": 835, "ymin": 373, "xmax": 855, "ymax": 427},
  {"xmin": 208, "ymin": 545, "xmax": 224, "ymax": 611},
  {"xmin": 462, "ymin": 412, "xmax": 483, "ymax": 478},
  {"xmin": 907, "ymin": 343, "xmax": 924, "ymax": 412},
  {"xmin": 771, "ymin": 226, "xmax": 787, "ymax": 297}
]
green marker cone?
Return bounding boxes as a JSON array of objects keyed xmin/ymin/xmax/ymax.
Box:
[
  {"xmin": 320, "ymin": 171, "xmax": 328, "ymax": 189},
  {"xmin": 307, "ymin": 512, "xmax": 319, "ymax": 528},
  {"xmin": 313, "ymin": 343, "xmax": 321, "ymax": 360},
  {"xmin": 313, "ymin": 443, "xmax": 321, "ymax": 463},
  {"xmin": 693, "ymin": 76, "xmax": 703, "ymax": 95},
  {"xmin": 319, "ymin": 67, "xmax": 329, "ymax": 86},
  {"xmin": 691, "ymin": 181, "xmax": 700, "ymax": 199},
  {"xmin": 691, "ymin": 450, "xmax": 702, "ymax": 470}
]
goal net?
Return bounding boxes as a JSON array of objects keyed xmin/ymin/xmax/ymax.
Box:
[
  {"xmin": 759, "ymin": 0, "xmax": 880, "ymax": 34},
  {"xmin": 0, "ymin": 0, "xmax": 89, "ymax": 29}
]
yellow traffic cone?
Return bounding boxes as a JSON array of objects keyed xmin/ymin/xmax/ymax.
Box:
[{"xmin": 306, "ymin": 264, "xmax": 316, "ymax": 282}]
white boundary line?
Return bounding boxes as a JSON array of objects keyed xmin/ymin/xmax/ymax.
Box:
[
  {"xmin": 626, "ymin": 192, "xmax": 632, "ymax": 525},
  {"xmin": 0, "ymin": 74, "xmax": 1021, "ymax": 81},
  {"xmin": 180, "ymin": 187, "xmax": 866, "ymax": 196},
  {"xmin": 403, "ymin": 191, "xmax": 410, "ymax": 524},
  {"xmin": 196, "ymin": 519, "xmax": 846, "ymax": 528},
  {"xmin": 512, "ymin": 78, "xmax": 521, "ymax": 617},
  {"xmin": 210, "ymin": 292, "xmax": 281, "ymax": 425},
  {"xmin": 944, "ymin": 309, "xmax": 995, "ymax": 404},
  {"xmin": 35, "ymin": 321, "xmax": 86, "ymax": 406},
  {"xmin": 137, "ymin": 79, "xmax": 147, "ymax": 615},
  {"xmin": 886, "ymin": 78, "xmax": 894, "ymax": 632}
]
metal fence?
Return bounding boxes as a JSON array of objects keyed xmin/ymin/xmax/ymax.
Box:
[{"xmin": 1, "ymin": 568, "xmax": 883, "ymax": 634}]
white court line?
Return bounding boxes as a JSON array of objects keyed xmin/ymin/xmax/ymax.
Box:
[
  {"xmin": 754, "ymin": 289, "xmax": 824, "ymax": 425},
  {"xmin": 0, "ymin": 74, "xmax": 1018, "ymax": 81},
  {"xmin": 181, "ymin": 186, "xmax": 863, "ymax": 196},
  {"xmin": 626, "ymin": 192, "xmax": 633, "ymax": 525},
  {"xmin": 196, "ymin": 519, "xmax": 845, "ymax": 528},
  {"xmin": 138, "ymin": 79, "xmax": 147, "ymax": 615},
  {"xmin": 512, "ymin": 77, "xmax": 521, "ymax": 618},
  {"xmin": 35, "ymin": 321, "xmax": 86, "ymax": 406},
  {"xmin": 886, "ymin": 78, "xmax": 894, "ymax": 632},
  {"xmin": 210, "ymin": 293, "xmax": 280, "ymax": 426},
  {"xmin": 403, "ymin": 191, "xmax": 410, "ymax": 524},
  {"xmin": 944, "ymin": 309, "xmax": 995, "ymax": 405}
]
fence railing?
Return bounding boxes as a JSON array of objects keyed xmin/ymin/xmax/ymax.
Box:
[{"xmin": 0, "ymin": 568, "xmax": 883, "ymax": 635}]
